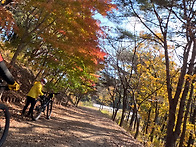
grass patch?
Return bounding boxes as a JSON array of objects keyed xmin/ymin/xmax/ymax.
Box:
[{"xmin": 79, "ymin": 101, "xmax": 93, "ymax": 107}]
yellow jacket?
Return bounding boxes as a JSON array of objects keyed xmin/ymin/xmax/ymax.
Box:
[{"xmin": 27, "ymin": 81, "xmax": 44, "ymax": 99}]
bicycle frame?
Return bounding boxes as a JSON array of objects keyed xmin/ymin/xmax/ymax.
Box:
[
  {"xmin": 32, "ymin": 92, "xmax": 59, "ymax": 121},
  {"xmin": 40, "ymin": 96, "xmax": 53, "ymax": 112},
  {"xmin": 0, "ymin": 81, "xmax": 10, "ymax": 146}
]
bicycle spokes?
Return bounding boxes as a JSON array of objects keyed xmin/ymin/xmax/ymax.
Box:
[
  {"xmin": 0, "ymin": 104, "xmax": 9, "ymax": 146},
  {"xmin": 0, "ymin": 109, "xmax": 6, "ymax": 132}
]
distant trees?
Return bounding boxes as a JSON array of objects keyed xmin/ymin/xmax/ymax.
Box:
[{"xmin": 97, "ymin": 0, "xmax": 196, "ymax": 146}]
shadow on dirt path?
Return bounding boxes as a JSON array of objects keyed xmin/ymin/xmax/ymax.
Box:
[{"xmin": 3, "ymin": 104, "xmax": 143, "ymax": 147}]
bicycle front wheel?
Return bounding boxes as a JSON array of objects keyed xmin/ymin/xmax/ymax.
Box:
[
  {"xmin": 46, "ymin": 101, "xmax": 53, "ymax": 119},
  {"xmin": 32, "ymin": 99, "xmax": 42, "ymax": 121},
  {"xmin": 0, "ymin": 103, "xmax": 10, "ymax": 146}
]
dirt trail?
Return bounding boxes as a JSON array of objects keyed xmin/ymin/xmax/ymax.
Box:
[{"xmin": 3, "ymin": 103, "xmax": 143, "ymax": 147}]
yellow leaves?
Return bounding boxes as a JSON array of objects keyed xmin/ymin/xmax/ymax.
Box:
[
  {"xmin": 186, "ymin": 123, "xmax": 195, "ymax": 131},
  {"xmin": 139, "ymin": 31, "xmax": 152, "ymax": 39},
  {"xmin": 137, "ymin": 64, "xmax": 142, "ymax": 72},
  {"xmin": 185, "ymin": 74, "xmax": 196, "ymax": 83},
  {"xmin": 130, "ymin": 104, "xmax": 135, "ymax": 109},
  {"xmin": 182, "ymin": 123, "xmax": 195, "ymax": 144},
  {"xmin": 1, "ymin": 0, "xmax": 6, "ymax": 4},
  {"xmin": 184, "ymin": 74, "xmax": 191, "ymax": 81},
  {"xmin": 139, "ymin": 31, "xmax": 163, "ymax": 42}
]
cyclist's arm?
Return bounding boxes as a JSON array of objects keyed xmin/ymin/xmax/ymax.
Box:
[
  {"xmin": 0, "ymin": 54, "xmax": 15, "ymax": 85},
  {"xmin": 37, "ymin": 83, "xmax": 44, "ymax": 96}
]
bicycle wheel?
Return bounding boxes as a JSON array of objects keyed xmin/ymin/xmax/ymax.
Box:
[
  {"xmin": 0, "ymin": 103, "xmax": 10, "ymax": 146},
  {"xmin": 46, "ymin": 101, "xmax": 53, "ymax": 119},
  {"xmin": 32, "ymin": 99, "xmax": 42, "ymax": 121}
]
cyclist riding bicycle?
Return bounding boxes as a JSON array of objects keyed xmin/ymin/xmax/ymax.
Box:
[
  {"xmin": 21, "ymin": 78, "xmax": 47, "ymax": 119},
  {"xmin": 0, "ymin": 0, "xmax": 19, "ymax": 90},
  {"xmin": 0, "ymin": 53, "xmax": 19, "ymax": 146},
  {"xmin": 0, "ymin": 53, "xmax": 19, "ymax": 90}
]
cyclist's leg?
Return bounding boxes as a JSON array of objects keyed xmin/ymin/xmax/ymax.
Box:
[
  {"xmin": 28, "ymin": 98, "xmax": 36, "ymax": 116},
  {"xmin": 22, "ymin": 96, "xmax": 31, "ymax": 115}
]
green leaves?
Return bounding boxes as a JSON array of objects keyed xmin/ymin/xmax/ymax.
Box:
[{"xmin": 1, "ymin": 0, "xmax": 117, "ymax": 101}]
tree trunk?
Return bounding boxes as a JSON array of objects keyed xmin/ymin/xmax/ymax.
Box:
[
  {"xmin": 119, "ymin": 89, "xmax": 127, "ymax": 126},
  {"xmin": 150, "ymin": 101, "xmax": 159, "ymax": 142},
  {"xmin": 134, "ymin": 116, "xmax": 140, "ymax": 139},
  {"xmin": 10, "ymin": 43, "xmax": 26, "ymax": 66},
  {"xmin": 158, "ymin": 113, "xmax": 168, "ymax": 141},
  {"xmin": 145, "ymin": 107, "xmax": 152, "ymax": 134},
  {"xmin": 126, "ymin": 109, "xmax": 131, "ymax": 122},
  {"xmin": 187, "ymin": 105, "xmax": 196, "ymax": 147},
  {"xmin": 179, "ymin": 76, "xmax": 194, "ymax": 147},
  {"xmin": 129, "ymin": 104, "xmax": 137, "ymax": 131},
  {"xmin": 75, "ymin": 94, "xmax": 82, "ymax": 107},
  {"xmin": 119, "ymin": 105, "xmax": 125, "ymax": 126},
  {"xmin": 112, "ymin": 97, "xmax": 121, "ymax": 121},
  {"xmin": 166, "ymin": 39, "xmax": 195, "ymax": 147},
  {"xmin": 174, "ymin": 40, "xmax": 196, "ymax": 144},
  {"xmin": 165, "ymin": 103, "xmax": 176, "ymax": 147}
]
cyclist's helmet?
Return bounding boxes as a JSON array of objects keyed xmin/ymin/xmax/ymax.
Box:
[{"xmin": 41, "ymin": 78, "xmax": 47, "ymax": 85}]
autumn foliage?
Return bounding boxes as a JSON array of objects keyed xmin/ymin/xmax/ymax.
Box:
[{"xmin": 0, "ymin": 0, "xmax": 116, "ymax": 102}]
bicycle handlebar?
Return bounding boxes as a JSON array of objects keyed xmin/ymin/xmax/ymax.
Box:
[
  {"xmin": 0, "ymin": 80, "xmax": 9, "ymax": 90},
  {"xmin": 0, "ymin": 85, "xmax": 9, "ymax": 91},
  {"xmin": 41, "ymin": 92, "xmax": 60, "ymax": 99}
]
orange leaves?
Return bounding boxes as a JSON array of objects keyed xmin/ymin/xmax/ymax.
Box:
[
  {"xmin": 0, "ymin": 0, "xmax": 21, "ymax": 33},
  {"xmin": 29, "ymin": 0, "xmax": 113, "ymax": 59},
  {"xmin": 0, "ymin": 7, "xmax": 15, "ymax": 33},
  {"xmin": 90, "ymin": 73, "xmax": 100, "ymax": 78},
  {"xmin": 3, "ymin": 0, "xmax": 114, "ymax": 73},
  {"xmin": 77, "ymin": 46, "xmax": 107, "ymax": 66},
  {"xmin": 58, "ymin": 30, "xmax": 66, "ymax": 35},
  {"xmin": 92, "ymin": 48, "xmax": 107, "ymax": 63}
]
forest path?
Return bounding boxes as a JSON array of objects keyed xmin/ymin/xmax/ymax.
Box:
[{"xmin": 3, "ymin": 103, "xmax": 143, "ymax": 147}]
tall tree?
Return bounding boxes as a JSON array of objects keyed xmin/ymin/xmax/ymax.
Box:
[
  {"xmin": 2, "ymin": 0, "xmax": 115, "ymax": 67},
  {"xmin": 109, "ymin": 0, "xmax": 196, "ymax": 146},
  {"xmin": 1, "ymin": 0, "xmax": 117, "ymax": 96}
]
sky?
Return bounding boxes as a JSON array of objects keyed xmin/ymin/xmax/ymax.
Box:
[{"xmin": 93, "ymin": 10, "xmax": 184, "ymax": 67}]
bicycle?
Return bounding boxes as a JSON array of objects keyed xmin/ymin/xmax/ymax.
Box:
[
  {"xmin": 0, "ymin": 80, "xmax": 10, "ymax": 146},
  {"xmin": 32, "ymin": 92, "xmax": 59, "ymax": 121}
]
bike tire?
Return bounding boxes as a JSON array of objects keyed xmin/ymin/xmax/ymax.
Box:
[
  {"xmin": 0, "ymin": 103, "xmax": 10, "ymax": 146},
  {"xmin": 32, "ymin": 99, "xmax": 42, "ymax": 121},
  {"xmin": 46, "ymin": 101, "xmax": 53, "ymax": 119}
]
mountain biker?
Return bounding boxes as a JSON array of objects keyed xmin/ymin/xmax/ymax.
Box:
[
  {"xmin": 0, "ymin": 53, "xmax": 19, "ymax": 90},
  {"xmin": 21, "ymin": 78, "xmax": 47, "ymax": 119}
]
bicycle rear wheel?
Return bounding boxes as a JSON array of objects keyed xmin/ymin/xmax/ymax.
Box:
[
  {"xmin": 32, "ymin": 99, "xmax": 42, "ymax": 121},
  {"xmin": 0, "ymin": 103, "xmax": 10, "ymax": 146},
  {"xmin": 46, "ymin": 101, "xmax": 53, "ymax": 119}
]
